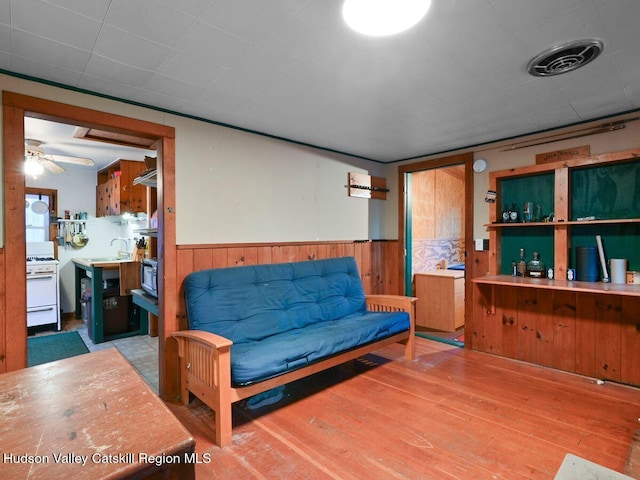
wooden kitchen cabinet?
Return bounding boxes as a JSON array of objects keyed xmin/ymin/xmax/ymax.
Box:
[
  {"xmin": 96, "ymin": 159, "xmax": 146, "ymax": 216},
  {"xmin": 415, "ymin": 270, "xmax": 465, "ymax": 332}
]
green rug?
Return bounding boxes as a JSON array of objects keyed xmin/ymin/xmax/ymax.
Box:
[{"xmin": 28, "ymin": 331, "xmax": 90, "ymax": 367}]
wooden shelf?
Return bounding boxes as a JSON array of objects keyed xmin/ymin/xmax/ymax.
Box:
[
  {"xmin": 485, "ymin": 221, "xmax": 556, "ymax": 228},
  {"xmin": 134, "ymin": 228, "xmax": 157, "ymax": 237},
  {"xmin": 473, "ymin": 274, "xmax": 640, "ymax": 297},
  {"xmin": 486, "ymin": 218, "xmax": 640, "ymax": 228},
  {"xmin": 133, "ymin": 169, "xmax": 157, "ymax": 187}
]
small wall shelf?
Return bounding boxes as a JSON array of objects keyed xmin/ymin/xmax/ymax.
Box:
[
  {"xmin": 486, "ymin": 218, "xmax": 640, "ymax": 228},
  {"xmin": 347, "ymin": 172, "xmax": 388, "ymax": 200},
  {"xmin": 133, "ymin": 169, "xmax": 157, "ymax": 187},
  {"xmin": 57, "ymin": 219, "xmax": 87, "ymax": 224},
  {"xmin": 134, "ymin": 228, "xmax": 158, "ymax": 237}
]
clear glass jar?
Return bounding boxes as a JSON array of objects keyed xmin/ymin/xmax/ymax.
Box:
[{"xmin": 527, "ymin": 251, "xmax": 546, "ymax": 278}]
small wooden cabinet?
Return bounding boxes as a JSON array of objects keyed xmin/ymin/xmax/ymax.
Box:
[
  {"xmin": 96, "ymin": 159, "xmax": 146, "ymax": 216},
  {"xmin": 415, "ymin": 270, "xmax": 465, "ymax": 332}
]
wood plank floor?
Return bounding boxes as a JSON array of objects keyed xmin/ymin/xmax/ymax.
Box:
[{"xmin": 167, "ymin": 337, "xmax": 640, "ymax": 479}]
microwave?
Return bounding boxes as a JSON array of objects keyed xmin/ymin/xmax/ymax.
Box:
[{"xmin": 141, "ymin": 258, "xmax": 158, "ymax": 298}]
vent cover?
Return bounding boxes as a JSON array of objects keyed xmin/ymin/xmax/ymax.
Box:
[{"xmin": 527, "ymin": 39, "xmax": 604, "ymax": 77}]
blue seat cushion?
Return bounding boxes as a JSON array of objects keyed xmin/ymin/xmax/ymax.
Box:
[
  {"xmin": 184, "ymin": 257, "xmax": 367, "ymax": 344},
  {"xmin": 230, "ymin": 310, "xmax": 410, "ymax": 386}
]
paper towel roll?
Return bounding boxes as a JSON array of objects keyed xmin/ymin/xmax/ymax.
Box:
[{"xmin": 610, "ymin": 258, "xmax": 627, "ymax": 284}]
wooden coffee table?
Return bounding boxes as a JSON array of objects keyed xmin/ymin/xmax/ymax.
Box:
[{"xmin": 0, "ymin": 348, "xmax": 195, "ymax": 479}]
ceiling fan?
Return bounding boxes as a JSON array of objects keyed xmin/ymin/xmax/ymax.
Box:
[{"xmin": 24, "ymin": 138, "xmax": 95, "ymax": 175}]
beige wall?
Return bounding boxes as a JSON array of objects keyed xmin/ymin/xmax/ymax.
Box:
[
  {"xmin": 170, "ymin": 114, "xmax": 387, "ymax": 243},
  {"xmin": 1, "ymin": 74, "xmax": 389, "ymax": 246}
]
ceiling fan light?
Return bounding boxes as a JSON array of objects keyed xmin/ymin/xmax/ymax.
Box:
[
  {"xmin": 24, "ymin": 155, "xmax": 44, "ymax": 177},
  {"xmin": 342, "ymin": 0, "xmax": 431, "ymax": 36}
]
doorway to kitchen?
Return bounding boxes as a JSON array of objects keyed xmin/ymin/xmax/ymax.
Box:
[
  {"xmin": 25, "ymin": 187, "xmax": 61, "ymax": 338},
  {"xmin": 398, "ymin": 153, "xmax": 473, "ymax": 347},
  {"xmin": 2, "ymin": 92, "xmax": 176, "ymax": 400}
]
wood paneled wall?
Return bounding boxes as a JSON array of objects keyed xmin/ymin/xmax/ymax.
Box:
[
  {"xmin": 411, "ymin": 166, "xmax": 465, "ymax": 239},
  {"xmin": 0, "ymin": 249, "xmax": 5, "ymax": 373},
  {"xmin": 470, "ymin": 283, "xmax": 640, "ymax": 386},
  {"xmin": 174, "ymin": 240, "xmax": 402, "ymax": 331}
]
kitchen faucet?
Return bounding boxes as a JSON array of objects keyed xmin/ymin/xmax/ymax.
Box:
[{"xmin": 111, "ymin": 237, "xmax": 132, "ymax": 259}]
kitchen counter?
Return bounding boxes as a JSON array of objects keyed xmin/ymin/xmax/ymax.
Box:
[
  {"xmin": 73, "ymin": 259, "xmax": 145, "ymax": 344},
  {"xmin": 72, "ymin": 257, "xmax": 134, "ymax": 268}
]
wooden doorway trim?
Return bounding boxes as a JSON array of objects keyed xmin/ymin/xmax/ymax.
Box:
[
  {"xmin": 397, "ymin": 152, "xmax": 474, "ymax": 344},
  {"xmin": 2, "ymin": 92, "xmax": 177, "ymax": 398}
]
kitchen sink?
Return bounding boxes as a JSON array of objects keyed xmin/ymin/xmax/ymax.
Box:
[{"xmin": 79, "ymin": 257, "xmax": 131, "ymax": 263}]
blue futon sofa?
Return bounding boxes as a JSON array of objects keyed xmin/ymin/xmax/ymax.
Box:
[{"xmin": 172, "ymin": 256, "xmax": 416, "ymax": 447}]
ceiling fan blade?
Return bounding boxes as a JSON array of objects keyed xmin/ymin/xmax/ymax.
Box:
[
  {"xmin": 39, "ymin": 157, "xmax": 66, "ymax": 174},
  {"xmin": 49, "ymin": 154, "xmax": 94, "ymax": 166}
]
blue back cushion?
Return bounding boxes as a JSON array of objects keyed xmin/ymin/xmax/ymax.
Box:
[{"xmin": 184, "ymin": 257, "xmax": 366, "ymax": 344}]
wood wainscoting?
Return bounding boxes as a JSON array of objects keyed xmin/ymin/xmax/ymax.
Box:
[
  {"xmin": 174, "ymin": 240, "xmax": 402, "ymax": 332},
  {"xmin": 470, "ymin": 283, "xmax": 640, "ymax": 386}
]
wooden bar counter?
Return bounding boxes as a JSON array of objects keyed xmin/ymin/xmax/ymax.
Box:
[{"xmin": 0, "ymin": 348, "xmax": 195, "ymax": 479}]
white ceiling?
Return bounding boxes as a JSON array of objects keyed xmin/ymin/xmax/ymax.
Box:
[
  {"xmin": 4, "ymin": 0, "xmax": 640, "ymax": 164},
  {"xmin": 24, "ymin": 117, "xmax": 155, "ymax": 171}
]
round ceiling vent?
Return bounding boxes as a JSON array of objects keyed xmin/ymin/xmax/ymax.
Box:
[{"xmin": 527, "ymin": 39, "xmax": 604, "ymax": 77}]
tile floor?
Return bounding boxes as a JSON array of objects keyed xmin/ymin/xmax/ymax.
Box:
[
  {"xmin": 76, "ymin": 327, "xmax": 160, "ymax": 394},
  {"xmin": 56, "ymin": 317, "xmax": 160, "ymax": 394}
]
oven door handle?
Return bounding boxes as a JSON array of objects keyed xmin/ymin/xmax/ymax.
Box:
[
  {"xmin": 26, "ymin": 275, "xmax": 55, "ymax": 280},
  {"xmin": 27, "ymin": 306, "xmax": 55, "ymax": 313}
]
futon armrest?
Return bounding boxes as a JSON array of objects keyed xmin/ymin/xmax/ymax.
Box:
[
  {"xmin": 365, "ymin": 294, "xmax": 417, "ymax": 313},
  {"xmin": 171, "ymin": 330, "xmax": 233, "ymax": 350},
  {"xmin": 366, "ymin": 295, "xmax": 416, "ymax": 360}
]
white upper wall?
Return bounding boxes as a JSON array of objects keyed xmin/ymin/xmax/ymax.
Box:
[{"xmin": 169, "ymin": 113, "xmax": 383, "ymax": 243}]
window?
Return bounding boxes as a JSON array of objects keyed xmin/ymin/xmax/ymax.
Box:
[{"xmin": 25, "ymin": 188, "xmax": 56, "ymax": 242}]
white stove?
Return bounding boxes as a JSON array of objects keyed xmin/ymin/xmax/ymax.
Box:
[{"xmin": 26, "ymin": 242, "xmax": 61, "ymax": 330}]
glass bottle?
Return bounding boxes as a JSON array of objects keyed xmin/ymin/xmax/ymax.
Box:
[
  {"xmin": 502, "ymin": 204, "xmax": 510, "ymax": 223},
  {"xmin": 509, "ymin": 203, "xmax": 519, "ymax": 223},
  {"xmin": 527, "ymin": 251, "xmax": 546, "ymax": 278},
  {"xmin": 516, "ymin": 248, "xmax": 527, "ymax": 276},
  {"xmin": 534, "ymin": 203, "xmax": 542, "ymax": 222}
]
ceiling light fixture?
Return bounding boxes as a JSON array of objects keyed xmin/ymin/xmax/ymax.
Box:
[
  {"xmin": 24, "ymin": 154, "xmax": 44, "ymax": 177},
  {"xmin": 342, "ymin": 0, "xmax": 431, "ymax": 36}
]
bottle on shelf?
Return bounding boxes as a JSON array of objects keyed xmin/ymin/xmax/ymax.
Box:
[
  {"xmin": 502, "ymin": 204, "xmax": 510, "ymax": 223},
  {"xmin": 526, "ymin": 251, "xmax": 546, "ymax": 278},
  {"xmin": 509, "ymin": 203, "xmax": 519, "ymax": 223},
  {"xmin": 516, "ymin": 248, "xmax": 527, "ymax": 276}
]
